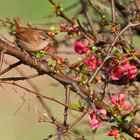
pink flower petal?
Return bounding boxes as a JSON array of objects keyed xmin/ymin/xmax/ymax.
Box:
[
  {"xmin": 123, "ymin": 105, "xmax": 132, "ymax": 110},
  {"xmin": 108, "ymin": 127, "xmax": 119, "ymax": 140},
  {"xmin": 129, "ymin": 74, "xmax": 135, "ymax": 79},
  {"xmin": 98, "ymin": 109, "xmax": 107, "ymax": 116},
  {"xmin": 89, "ymin": 112, "xmax": 101, "ymax": 130},
  {"xmin": 90, "ymin": 55, "xmax": 96, "ymax": 62},
  {"xmin": 108, "ymin": 130, "xmax": 118, "ymax": 136},
  {"xmin": 96, "ymin": 59, "xmax": 102, "ymax": 66},
  {"xmin": 118, "ymin": 92, "xmax": 125, "ymax": 106},
  {"xmin": 89, "ymin": 63, "xmax": 96, "ymax": 70},
  {"xmin": 43, "ymin": 45, "xmax": 50, "ymax": 51},
  {"xmin": 110, "ymin": 97, "xmax": 117, "ymax": 104},
  {"xmin": 83, "ymin": 59, "xmax": 89, "ymax": 65},
  {"xmin": 74, "ymin": 40, "xmax": 88, "ymax": 54}
]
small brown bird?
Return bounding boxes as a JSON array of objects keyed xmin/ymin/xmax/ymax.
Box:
[{"xmin": 14, "ymin": 18, "xmax": 50, "ymax": 52}]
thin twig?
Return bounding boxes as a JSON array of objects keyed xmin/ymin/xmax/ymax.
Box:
[
  {"xmin": 64, "ymin": 85, "xmax": 71, "ymax": 126},
  {"xmin": 92, "ymin": 130, "xmax": 95, "ymax": 140},
  {"xmin": 1, "ymin": 81, "xmax": 80, "ymax": 112},
  {"xmin": 0, "ymin": 73, "xmax": 40, "ymax": 81},
  {"xmin": 68, "ymin": 112, "xmax": 87, "ymax": 129},
  {"xmin": 77, "ymin": 19, "xmax": 96, "ymax": 41},
  {"xmin": 47, "ymin": 0, "xmax": 74, "ymax": 25},
  {"xmin": 111, "ymin": 0, "xmax": 116, "ymax": 23},
  {"xmin": 128, "ymin": 24, "xmax": 133, "ymax": 47},
  {"xmin": 108, "ymin": 22, "xmax": 140, "ymax": 55},
  {"xmin": 80, "ymin": 0, "xmax": 97, "ymax": 35},
  {"xmin": 0, "ymin": 61, "xmax": 22, "ymax": 75},
  {"xmin": 110, "ymin": 0, "xmax": 140, "ymax": 35},
  {"xmin": 14, "ymin": 94, "xmax": 26, "ymax": 115},
  {"xmin": 88, "ymin": 56, "xmax": 114, "ymax": 85},
  {"xmin": 88, "ymin": 0, "xmax": 103, "ymax": 17},
  {"xmin": 57, "ymin": 85, "xmax": 71, "ymax": 139}
]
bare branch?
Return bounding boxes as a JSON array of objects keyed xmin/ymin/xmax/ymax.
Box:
[
  {"xmin": 108, "ymin": 22, "xmax": 140, "ymax": 54},
  {"xmin": 111, "ymin": 0, "xmax": 116, "ymax": 23},
  {"xmin": 57, "ymin": 85, "xmax": 71, "ymax": 139},
  {"xmin": 0, "ymin": 61, "xmax": 22, "ymax": 75},
  {"xmin": 80, "ymin": 0, "xmax": 97, "ymax": 35}
]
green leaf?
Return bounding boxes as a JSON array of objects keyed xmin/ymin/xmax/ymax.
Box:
[
  {"xmin": 124, "ymin": 116, "xmax": 133, "ymax": 124},
  {"xmin": 123, "ymin": 46, "xmax": 131, "ymax": 54},
  {"xmin": 78, "ymin": 99, "xmax": 82, "ymax": 106},
  {"xmin": 72, "ymin": 32, "xmax": 77, "ymax": 37},
  {"xmin": 79, "ymin": 72, "xmax": 83, "ymax": 78},
  {"xmin": 92, "ymin": 46, "xmax": 97, "ymax": 52},
  {"xmin": 71, "ymin": 104, "xmax": 79, "ymax": 109},
  {"xmin": 132, "ymin": 55, "xmax": 137, "ymax": 61},
  {"xmin": 8, "ymin": 24, "xmax": 14, "ymax": 34},
  {"xmin": 35, "ymin": 52, "xmax": 41, "ymax": 59},
  {"xmin": 113, "ymin": 47, "xmax": 121, "ymax": 58},
  {"xmin": 50, "ymin": 26, "xmax": 56, "ymax": 31},
  {"xmin": 78, "ymin": 73, "xmax": 85, "ymax": 84},
  {"xmin": 50, "ymin": 26, "xmax": 58, "ymax": 35},
  {"xmin": 57, "ymin": 2, "xmax": 63, "ymax": 12},
  {"xmin": 48, "ymin": 61, "xmax": 56, "ymax": 66}
]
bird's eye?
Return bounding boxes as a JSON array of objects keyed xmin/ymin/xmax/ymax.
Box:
[{"xmin": 39, "ymin": 36, "xmax": 46, "ymax": 41}]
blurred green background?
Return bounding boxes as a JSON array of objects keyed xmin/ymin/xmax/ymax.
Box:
[
  {"xmin": 0, "ymin": 0, "xmax": 54, "ymax": 23},
  {"xmin": 0, "ymin": 0, "xmax": 136, "ymax": 140},
  {"xmin": 0, "ymin": 0, "xmax": 79, "ymax": 25}
]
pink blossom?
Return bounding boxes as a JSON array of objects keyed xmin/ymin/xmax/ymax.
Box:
[
  {"xmin": 110, "ymin": 66, "xmax": 125, "ymax": 80},
  {"xmin": 89, "ymin": 109, "xmax": 107, "ymax": 130},
  {"xmin": 128, "ymin": 65, "xmax": 136, "ymax": 70},
  {"xmin": 74, "ymin": 40, "xmax": 88, "ymax": 54},
  {"xmin": 90, "ymin": 55, "xmax": 96, "ymax": 62},
  {"xmin": 118, "ymin": 92, "xmax": 125, "ymax": 106},
  {"xmin": 137, "ymin": 128, "xmax": 140, "ymax": 134},
  {"xmin": 83, "ymin": 54, "xmax": 98, "ymax": 70},
  {"xmin": 122, "ymin": 62, "xmax": 129, "ymax": 68},
  {"xmin": 110, "ymin": 97, "xmax": 117, "ymax": 104},
  {"xmin": 108, "ymin": 128, "xmax": 119, "ymax": 140},
  {"xmin": 83, "ymin": 59, "xmax": 89, "ymax": 65},
  {"xmin": 123, "ymin": 105, "xmax": 132, "ymax": 110},
  {"xmin": 83, "ymin": 59, "xmax": 97, "ymax": 70},
  {"xmin": 110, "ymin": 63, "xmax": 137, "ymax": 81},
  {"xmin": 89, "ymin": 63, "xmax": 96, "ymax": 70},
  {"xmin": 128, "ymin": 69, "xmax": 137, "ymax": 75},
  {"xmin": 89, "ymin": 112, "xmax": 100, "ymax": 130},
  {"xmin": 78, "ymin": 31, "xmax": 81, "ymax": 36},
  {"xmin": 67, "ymin": 26, "xmax": 73, "ymax": 31},
  {"xmin": 43, "ymin": 45, "xmax": 50, "ymax": 51},
  {"xmin": 129, "ymin": 75, "xmax": 135, "ymax": 79},
  {"xmin": 98, "ymin": 109, "xmax": 107, "ymax": 116},
  {"xmin": 96, "ymin": 59, "xmax": 102, "ymax": 66},
  {"xmin": 110, "ymin": 75, "xmax": 121, "ymax": 81},
  {"xmin": 110, "ymin": 92, "xmax": 132, "ymax": 111},
  {"xmin": 60, "ymin": 23, "xmax": 67, "ymax": 28}
]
